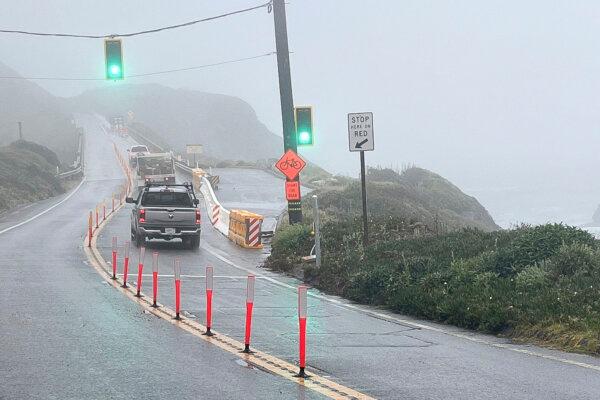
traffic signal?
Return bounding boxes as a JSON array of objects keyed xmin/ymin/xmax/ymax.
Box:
[
  {"xmin": 104, "ymin": 39, "xmax": 124, "ymax": 80},
  {"xmin": 294, "ymin": 106, "xmax": 313, "ymax": 146}
]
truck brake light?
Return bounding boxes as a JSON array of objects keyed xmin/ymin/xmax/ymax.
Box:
[
  {"xmin": 195, "ymin": 209, "xmax": 201, "ymax": 225},
  {"xmin": 139, "ymin": 209, "xmax": 146, "ymax": 223}
]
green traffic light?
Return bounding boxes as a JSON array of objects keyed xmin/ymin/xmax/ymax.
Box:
[
  {"xmin": 298, "ymin": 131, "xmax": 311, "ymax": 144},
  {"xmin": 105, "ymin": 39, "xmax": 124, "ymax": 80},
  {"xmin": 295, "ymin": 106, "xmax": 313, "ymax": 146},
  {"xmin": 109, "ymin": 65, "xmax": 121, "ymax": 77}
]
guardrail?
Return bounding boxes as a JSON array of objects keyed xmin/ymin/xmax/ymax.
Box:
[{"xmin": 58, "ymin": 129, "xmax": 85, "ymax": 180}]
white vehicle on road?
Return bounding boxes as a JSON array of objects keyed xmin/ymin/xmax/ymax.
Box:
[{"xmin": 127, "ymin": 145, "xmax": 149, "ymax": 167}]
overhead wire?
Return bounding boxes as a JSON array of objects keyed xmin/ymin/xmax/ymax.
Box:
[
  {"xmin": 0, "ymin": 1, "xmax": 272, "ymax": 39},
  {"xmin": 0, "ymin": 52, "xmax": 278, "ymax": 81}
]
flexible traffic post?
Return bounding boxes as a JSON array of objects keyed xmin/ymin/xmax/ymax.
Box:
[
  {"xmin": 243, "ymin": 275, "xmax": 255, "ymax": 353},
  {"xmin": 151, "ymin": 251, "xmax": 159, "ymax": 307},
  {"xmin": 111, "ymin": 236, "xmax": 117, "ymax": 279},
  {"xmin": 122, "ymin": 240, "xmax": 130, "ymax": 288},
  {"xmin": 111, "ymin": 194, "xmax": 115, "ymax": 213},
  {"xmin": 174, "ymin": 257, "xmax": 181, "ymax": 320},
  {"xmin": 87, "ymin": 211, "xmax": 93, "ymax": 247},
  {"xmin": 204, "ymin": 266, "xmax": 214, "ymax": 336},
  {"xmin": 102, "ymin": 202, "xmax": 106, "ymax": 221},
  {"xmin": 135, "ymin": 246, "xmax": 145, "ymax": 297},
  {"xmin": 296, "ymin": 285, "xmax": 308, "ymax": 378},
  {"xmin": 95, "ymin": 205, "xmax": 99, "ymax": 229}
]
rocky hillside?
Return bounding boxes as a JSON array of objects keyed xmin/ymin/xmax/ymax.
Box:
[
  {"xmin": 0, "ymin": 62, "xmax": 79, "ymax": 164},
  {"xmin": 69, "ymin": 84, "xmax": 282, "ymax": 161},
  {"xmin": 0, "ymin": 140, "xmax": 64, "ymax": 213},
  {"xmin": 316, "ymin": 167, "xmax": 499, "ymax": 232}
]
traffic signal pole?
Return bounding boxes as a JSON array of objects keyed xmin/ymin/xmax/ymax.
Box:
[{"xmin": 273, "ymin": 0, "xmax": 302, "ymax": 224}]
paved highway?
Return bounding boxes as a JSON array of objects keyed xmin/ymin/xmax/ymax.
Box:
[
  {"xmin": 0, "ymin": 114, "xmax": 324, "ymax": 400},
  {"xmin": 2, "ymin": 114, "xmax": 600, "ymax": 399}
]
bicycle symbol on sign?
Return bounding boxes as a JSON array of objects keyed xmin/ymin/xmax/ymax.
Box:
[{"xmin": 279, "ymin": 158, "xmax": 302, "ymax": 170}]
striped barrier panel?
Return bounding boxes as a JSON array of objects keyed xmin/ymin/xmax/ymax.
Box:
[
  {"xmin": 211, "ymin": 205, "xmax": 220, "ymax": 225},
  {"xmin": 207, "ymin": 175, "xmax": 220, "ymax": 190},
  {"xmin": 199, "ymin": 176, "xmax": 229, "ymax": 237},
  {"xmin": 247, "ymin": 217, "xmax": 262, "ymax": 247},
  {"xmin": 228, "ymin": 210, "xmax": 263, "ymax": 249}
]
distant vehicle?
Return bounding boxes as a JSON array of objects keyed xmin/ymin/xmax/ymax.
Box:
[
  {"xmin": 135, "ymin": 153, "xmax": 175, "ymax": 189},
  {"xmin": 128, "ymin": 145, "xmax": 149, "ymax": 167},
  {"xmin": 126, "ymin": 183, "xmax": 201, "ymax": 249}
]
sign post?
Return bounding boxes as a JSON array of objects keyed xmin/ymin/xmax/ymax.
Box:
[{"xmin": 348, "ymin": 112, "xmax": 374, "ymax": 247}]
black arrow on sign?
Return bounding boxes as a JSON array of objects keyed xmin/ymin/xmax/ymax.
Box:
[{"xmin": 355, "ymin": 138, "xmax": 369, "ymax": 149}]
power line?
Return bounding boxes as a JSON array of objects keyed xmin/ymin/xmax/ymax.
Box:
[
  {"xmin": 0, "ymin": 1, "xmax": 272, "ymax": 39},
  {"xmin": 128, "ymin": 52, "xmax": 276, "ymax": 77},
  {"xmin": 0, "ymin": 52, "xmax": 277, "ymax": 81}
]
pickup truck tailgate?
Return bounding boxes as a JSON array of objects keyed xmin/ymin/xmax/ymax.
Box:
[{"xmin": 144, "ymin": 208, "xmax": 197, "ymax": 227}]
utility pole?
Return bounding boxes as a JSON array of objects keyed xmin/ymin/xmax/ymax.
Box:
[
  {"xmin": 18, "ymin": 121, "xmax": 23, "ymax": 140},
  {"xmin": 273, "ymin": 0, "xmax": 302, "ymax": 224}
]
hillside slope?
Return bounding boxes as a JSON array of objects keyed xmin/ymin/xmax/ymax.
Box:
[
  {"xmin": 317, "ymin": 167, "xmax": 498, "ymax": 232},
  {"xmin": 0, "ymin": 140, "xmax": 64, "ymax": 213},
  {"xmin": 69, "ymin": 84, "xmax": 282, "ymax": 161},
  {"xmin": 0, "ymin": 62, "xmax": 79, "ymax": 164}
]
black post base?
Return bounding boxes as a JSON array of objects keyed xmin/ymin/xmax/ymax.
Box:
[
  {"xmin": 203, "ymin": 327, "xmax": 214, "ymax": 337},
  {"xmin": 294, "ymin": 367, "xmax": 309, "ymax": 378},
  {"xmin": 241, "ymin": 344, "xmax": 254, "ymax": 354}
]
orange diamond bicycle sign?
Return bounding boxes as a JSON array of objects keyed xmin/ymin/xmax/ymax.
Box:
[{"xmin": 275, "ymin": 149, "xmax": 306, "ymax": 181}]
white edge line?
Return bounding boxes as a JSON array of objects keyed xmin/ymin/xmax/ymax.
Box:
[
  {"xmin": 0, "ymin": 177, "xmax": 86, "ymax": 236},
  {"xmin": 200, "ymin": 242, "xmax": 600, "ymax": 373}
]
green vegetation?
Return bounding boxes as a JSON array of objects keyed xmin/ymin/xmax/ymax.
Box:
[
  {"xmin": 266, "ymin": 168, "xmax": 600, "ymax": 355},
  {"xmin": 0, "ymin": 140, "xmax": 65, "ymax": 213}
]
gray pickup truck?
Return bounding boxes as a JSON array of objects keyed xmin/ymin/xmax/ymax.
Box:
[{"xmin": 126, "ymin": 183, "xmax": 201, "ymax": 249}]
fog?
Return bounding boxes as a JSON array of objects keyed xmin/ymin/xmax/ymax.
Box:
[{"xmin": 1, "ymin": 0, "xmax": 599, "ymax": 227}]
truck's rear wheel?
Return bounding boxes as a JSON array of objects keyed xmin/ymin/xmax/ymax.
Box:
[
  {"xmin": 191, "ymin": 235, "xmax": 200, "ymax": 249},
  {"xmin": 135, "ymin": 231, "xmax": 145, "ymax": 247}
]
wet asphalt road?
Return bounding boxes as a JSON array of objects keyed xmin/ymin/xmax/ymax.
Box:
[
  {"xmin": 2, "ymin": 114, "xmax": 600, "ymax": 399},
  {"xmin": 0, "ymin": 114, "xmax": 324, "ymax": 400}
]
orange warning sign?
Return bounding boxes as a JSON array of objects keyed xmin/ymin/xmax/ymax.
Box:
[
  {"xmin": 275, "ymin": 149, "xmax": 306, "ymax": 181},
  {"xmin": 285, "ymin": 181, "xmax": 301, "ymax": 201}
]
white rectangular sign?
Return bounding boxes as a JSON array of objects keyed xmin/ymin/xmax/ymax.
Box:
[
  {"xmin": 186, "ymin": 144, "xmax": 203, "ymax": 154},
  {"xmin": 348, "ymin": 112, "xmax": 374, "ymax": 152}
]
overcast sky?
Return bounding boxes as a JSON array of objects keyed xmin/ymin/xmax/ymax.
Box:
[{"xmin": 1, "ymin": 1, "xmax": 600, "ymax": 226}]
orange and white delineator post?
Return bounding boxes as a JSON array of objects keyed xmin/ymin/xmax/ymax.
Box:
[
  {"xmin": 135, "ymin": 246, "xmax": 145, "ymax": 297},
  {"xmin": 297, "ymin": 285, "xmax": 308, "ymax": 378},
  {"xmin": 204, "ymin": 266, "xmax": 214, "ymax": 336},
  {"xmin": 95, "ymin": 205, "xmax": 99, "ymax": 229},
  {"xmin": 121, "ymin": 241, "xmax": 130, "ymax": 288},
  {"xmin": 111, "ymin": 236, "xmax": 118, "ymax": 279},
  {"xmin": 102, "ymin": 202, "xmax": 106, "ymax": 221},
  {"xmin": 174, "ymin": 257, "xmax": 181, "ymax": 320},
  {"xmin": 151, "ymin": 251, "xmax": 159, "ymax": 307},
  {"xmin": 243, "ymin": 275, "xmax": 256, "ymax": 353}
]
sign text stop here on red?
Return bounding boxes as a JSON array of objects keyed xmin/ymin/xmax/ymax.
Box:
[{"xmin": 285, "ymin": 181, "xmax": 301, "ymax": 201}]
